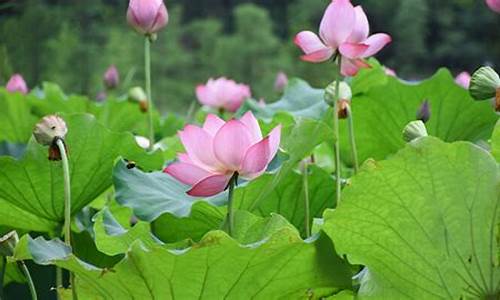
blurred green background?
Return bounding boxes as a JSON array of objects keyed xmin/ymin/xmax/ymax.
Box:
[{"xmin": 0, "ymin": 0, "xmax": 498, "ymax": 113}]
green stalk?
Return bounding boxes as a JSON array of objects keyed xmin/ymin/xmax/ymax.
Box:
[
  {"xmin": 55, "ymin": 267, "xmax": 62, "ymax": 300},
  {"xmin": 144, "ymin": 37, "xmax": 155, "ymax": 151},
  {"xmin": 302, "ymin": 162, "xmax": 311, "ymax": 238},
  {"xmin": 55, "ymin": 139, "xmax": 77, "ymax": 300},
  {"xmin": 0, "ymin": 256, "xmax": 6, "ymax": 300},
  {"xmin": 332, "ymin": 57, "xmax": 342, "ymax": 206},
  {"xmin": 18, "ymin": 261, "xmax": 37, "ymax": 300},
  {"xmin": 347, "ymin": 106, "xmax": 359, "ymax": 174},
  {"xmin": 226, "ymin": 173, "xmax": 238, "ymax": 237}
]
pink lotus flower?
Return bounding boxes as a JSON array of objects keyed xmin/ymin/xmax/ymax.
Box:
[
  {"xmin": 6, "ymin": 74, "xmax": 28, "ymax": 94},
  {"xmin": 274, "ymin": 71, "xmax": 288, "ymax": 92},
  {"xmin": 196, "ymin": 77, "xmax": 251, "ymax": 112},
  {"xmin": 103, "ymin": 65, "xmax": 119, "ymax": 89},
  {"xmin": 127, "ymin": 0, "xmax": 169, "ymax": 35},
  {"xmin": 294, "ymin": 0, "xmax": 391, "ymax": 76},
  {"xmin": 487, "ymin": 0, "xmax": 500, "ymax": 13},
  {"xmin": 165, "ymin": 112, "xmax": 281, "ymax": 197},
  {"xmin": 455, "ymin": 72, "xmax": 471, "ymax": 89}
]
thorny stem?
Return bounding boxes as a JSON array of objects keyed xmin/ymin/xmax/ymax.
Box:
[
  {"xmin": 55, "ymin": 139, "xmax": 77, "ymax": 300},
  {"xmin": 226, "ymin": 173, "xmax": 238, "ymax": 237},
  {"xmin": 302, "ymin": 161, "xmax": 311, "ymax": 238},
  {"xmin": 347, "ymin": 106, "xmax": 359, "ymax": 174},
  {"xmin": 145, "ymin": 37, "xmax": 155, "ymax": 151},
  {"xmin": 332, "ymin": 57, "xmax": 342, "ymax": 206},
  {"xmin": 18, "ymin": 261, "xmax": 37, "ymax": 300}
]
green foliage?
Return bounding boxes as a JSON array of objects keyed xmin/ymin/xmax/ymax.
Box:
[
  {"xmin": 19, "ymin": 214, "xmax": 353, "ymax": 299},
  {"xmin": 0, "ymin": 114, "xmax": 162, "ymax": 233},
  {"xmin": 323, "ymin": 137, "xmax": 499, "ymax": 299}
]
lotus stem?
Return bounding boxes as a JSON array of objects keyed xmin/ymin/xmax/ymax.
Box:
[
  {"xmin": 18, "ymin": 261, "xmax": 37, "ymax": 300},
  {"xmin": 347, "ymin": 106, "xmax": 359, "ymax": 174},
  {"xmin": 55, "ymin": 139, "xmax": 77, "ymax": 300},
  {"xmin": 333, "ymin": 57, "xmax": 342, "ymax": 206},
  {"xmin": 302, "ymin": 161, "xmax": 311, "ymax": 238},
  {"xmin": 226, "ymin": 173, "xmax": 238, "ymax": 237},
  {"xmin": 144, "ymin": 37, "xmax": 155, "ymax": 151},
  {"xmin": 0, "ymin": 256, "xmax": 6, "ymax": 299}
]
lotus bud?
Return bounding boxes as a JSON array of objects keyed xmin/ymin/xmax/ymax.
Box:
[
  {"xmin": 128, "ymin": 86, "xmax": 148, "ymax": 112},
  {"xmin": 416, "ymin": 100, "xmax": 431, "ymax": 123},
  {"xmin": 6, "ymin": 74, "xmax": 28, "ymax": 94},
  {"xmin": 0, "ymin": 231, "xmax": 19, "ymax": 257},
  {"xmin": 469, "ymin": 67, "xmax": 500, "ymax": 101},
  {"xmin": 403, "ymin": 120, "xmax": 428, "ymax": 142},
  {"xmin": 127, "ymin": 0, "xmax": 169, "ymax": 37},
  {"xmin": 103, "ymin": 65, "xmax": 119, "ymax": 90},
  {"xmin": 33, "ymin": 115, "xmax": 68, "ymax": 161},
  {"xmin": 95, "ymin": 91, "xmax": 107, "ymax": 102},
  {"xmin": 274, "ymin": 71, "xmax": 288, "ymax": 92},
  {"xmin": 324, "ymin": 81, "xmax": 352, "ymax": 107},
  {"xmin": 487, "ymin": 0, "xmax": 500, "ymax": 13}
]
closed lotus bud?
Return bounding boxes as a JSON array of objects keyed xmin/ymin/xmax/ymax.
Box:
[
  {"xmin": 103, "ymin": 65, "xmax": 119, "ymax": 90},
  {"xmin": 33, "ymin": 115, "xmax": 68, "ymax": 161},
  {"xmin": 337, "ymin": 99, "xmax": 350, "ymax": 119},
  {"xmin": 403, "ymin": 120, "xmax": 428, "ymax": 142},
  {"xmin": 274, "ymin": 71, "xmax": 288, "ymax": 92},
  {"xmin": 469, "ymin": 66, "xmax": 500, "ymax": 101},
  {"xmin": 96, "ymin": 91, "xmax": 107, "ymax": 102},
  {"xmin": 487, "ymin": 0, "xmax": 500, "ymax": 13},
  {"xmin": 0, "ymin": 231, "xmax": 18, "ymax": 257},
  {"xmin": 324, "ymin": 81, "xmax": 352, "ymax": 107},
  {"xmin": 128, "ymin": 86, "xmax": 148, "ymax": 112},
  {"xmin": 416, "ymin": 100, "xmax": 431, "ymax": 123},
  {"xmin": 127, "ymin": 0, "xmax": 169, "ymax": 36},
  {"xmin": 6, "ymin": 74, "xmax": 28, "ymax": 94}
]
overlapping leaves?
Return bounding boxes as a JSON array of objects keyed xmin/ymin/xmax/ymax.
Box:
[{"xmin": 0, "ymin": 113, "xmax": 162, "ymax": 233}]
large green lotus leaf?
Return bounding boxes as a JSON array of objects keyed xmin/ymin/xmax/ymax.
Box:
[
  {"xmin": 153, "ymin": 201, "xmax": 225, "ymax": 243},
  {"xmin": 340, "ymin": 69, "xmax": 498, "ymax": 165},
  {"xmin": 349, "ymin": 58, "xmax": 388, "ymax": 95},
  {"xmin": 0, "ymin": 113, "xmax": 163, "ymax": 233},
  {"xmin": 93, "ymin": 208, "xmax": 158, "ymax": 256},
  {"xmin": 21, "ymin": 217, "xmax": 353, "ymax": 299},
  {"xmin": 323, "ymin": 137, "xmax": 499, "ymax": 299},
  {"xmin": 0, "ymin": 89, "xmax": 38, "ymax": 143},
  {"xmin": 234, "ymin": 165, "xmax": 335, "ymax": 236},
  {"xmin": 113, "ymin": 159, "xmax": 226, "ymax": 221}
]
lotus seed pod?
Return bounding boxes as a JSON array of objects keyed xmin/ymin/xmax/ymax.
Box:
[
  {"xmin": 0, "ymin": 231, "xmax": 18, "ymax": 257},
  {"xmin": 33, "ymin": 115, "xmax": 68, "ymax": 146},
  {"xmin": 337, "ymin": 99, "xmax": 350, "ymax": 119},
  {"xmin": 128, "ymin": 86, "xmax": 148, "ymax": 112},
  {"xmin": 416, "ymin": 100, "xmax": 431, "ymax": 123},
  {"xmin": 469, "ymin": 66, "xmax": 500, "ymax": 101},
  {"xmin": 324, "ymin": 81, "xmax": 352, "ymax": 107},
  {"xmin": 403, "ymin": 120, "xmax": 428, "ymax": 142}
]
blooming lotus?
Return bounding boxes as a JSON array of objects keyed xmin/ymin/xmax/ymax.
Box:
[
  {"xmin": 487, "ymin": 0, "xmax": 500, "ymax": 13},
  {"xmin": 165, "ymin": 112, "xmax": 281, "ymax": 197},
  {"xmin": 294, "ymin": 0, "xmax": 391, "ymax": 76},
  {"xmin": 127, "ymin": 0, "xmax": 169, "ymax": 35},
  {"xmin": 196, "ymin": 77, "xmax": 251, "ymax": 112},
  {"xmin": 455, "ymin": 72, "xmax": 471, "ymax": 89},
  {"xmin": 6, "ymin": 74, "xmax": 28, "ymax": 94},
  {"xmin": 103, "ymin": 65, "xmax": 119, "ymax": 89}
]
